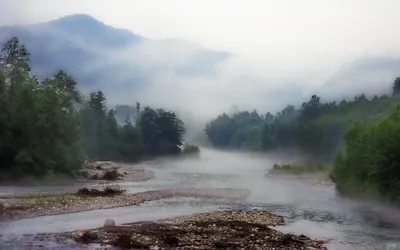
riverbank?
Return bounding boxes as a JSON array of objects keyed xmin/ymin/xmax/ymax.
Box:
[
  {"xmin": 32, "ymin": 210, "xmax": 327, "ymax": 249},
  {"xmin": 78, "ymin": 160, "xmax": 155, "ymax": 182},
  {"xmin": 267, "ymin": 163, "xmax": 332, "ymax": 185},
  {"xmin": 0, "ymin": 187, "xmax": 250, "ymax": 221},
  {"xmin": 0, "ymin": 160, "xmax": 156, "ymax": 187}
]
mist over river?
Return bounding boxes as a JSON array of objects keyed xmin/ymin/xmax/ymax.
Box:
[{"xmin": 1, "ymin": 148, "xmax": 400, "ymax": 249}]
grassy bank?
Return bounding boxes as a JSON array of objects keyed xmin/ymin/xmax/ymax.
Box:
[{"xmin": 268, "ymin": 163, "xmax": 331, "ymax": 181}]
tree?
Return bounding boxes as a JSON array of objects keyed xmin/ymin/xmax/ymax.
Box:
[
  {"xmin": 205, "ymin": 110, "xmax": 265, "ymax": 150},
  {"xmin": 0, "ymin": 36, "xmax": 190, "ymax": 180},
  {"xmin": 42, "ymin": 70, "xmax": 82, "ymax": 110},
  {"xmin": 0, "ymin": 37, "xmax": 31, "ymax": 101},
  {"xmin": 265, "ymin": 112, "xmax": 274, "ymax": 124},
  {"xmin": 139, "ymin": 107, "xmax": 185, "ymax": 156},
  {"xmin": 205, "ymin": 84, "xmax": 400, "ymax": 161},
  {"xmin": 331, "ymin": 106, "xmax": 400, "ymax": 201},
  {"xmin": 204, "ymin": 113, "xmax": 235, "ymax": 148},
  {"xmin": 393, "ymin": 77, "xmax": 400, "ymax": 95},
  {"xmin": 298, "ymin": 95, "xmax": 323, "ymax": 122},
  {"xmin": 118, "ymin": 121, "xmax": 143, "ymax": 161},
  {"xmin": 0, "ymin": 38, "xmax": 85, "ymax": 179}
]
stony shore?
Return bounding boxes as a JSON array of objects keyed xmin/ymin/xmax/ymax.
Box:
[
  {"xmin": 0, "ymin": 187, "xmax": 250, "ymax": 221},
  {"xmin": 40, "ymin": 210, "xmax": 327, "ymax": 249},
  {"xmin": 0, "ymin": 160, "xmax": 328, "ymax": 249},
  {"xmin": 79, "ymin": 160, "xmax": 156, "ymax": 182}
]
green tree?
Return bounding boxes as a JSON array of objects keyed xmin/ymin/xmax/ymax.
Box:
[
  {"xmin": 0, "ymin": 37, "xmax": 85, "ymax": 179},
  {"xmin": 139, "ymin": 107, "xmax": 185, "ymax": 156},
  {"xmin": 204, "ymin": 113, "xmax": 235, "ymax": 148},
  {"xmin": 0, "ymin": 37, "xmax": 31, "ymax": 101},
  {"xmin": 331, "ymin": 106, "xmax": 400, "ymax": 201},
  {"xmin": 0, "ymin": 36, "xmax": 190, "ymax": 180},
  {"xmin": 393, "ymin": 77, "xmax": 400, "ymax": 95}
]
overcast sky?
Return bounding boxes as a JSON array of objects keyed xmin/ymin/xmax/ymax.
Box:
[
  {"xmin": 0, "ymin": 0, "xmax": 399, "ymax": 119},
  {"xmin": 1, "ymin": 0, "xmax": 399, "ymax": 64}
]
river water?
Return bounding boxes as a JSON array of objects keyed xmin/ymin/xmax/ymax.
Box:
[{"xmin": 1, "ymin": 148, "xmax": 400, "ymax": 249}]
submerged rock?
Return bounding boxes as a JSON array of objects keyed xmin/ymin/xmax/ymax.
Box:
[{"xmin": 104, "ymin": 219, "xmax": 115, "ymax": 227}]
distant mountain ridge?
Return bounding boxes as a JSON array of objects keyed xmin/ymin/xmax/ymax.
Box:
[
  {"xmin": 0, "ymin": 14, "xmax": 230, "ymax": 93},
  {"xmin": 318, "ymin": 56, "xmax": 400, "ymax": 100}
]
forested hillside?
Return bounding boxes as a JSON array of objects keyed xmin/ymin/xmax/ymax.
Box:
[
  {"xmin": 205, "ymin": 76, "xmax": 400, "ymax": 202},
  {"xmin": 205, "ymin": 88, "xmax": 400, "ymax": 161},
  {"xmin": 0, "ymin": 37, "xmax": 188, "ymax": 180}
]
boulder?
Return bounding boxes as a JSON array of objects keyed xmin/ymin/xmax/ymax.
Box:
[{"xmin": 104, "ymin": 219, "xmax": 116, "ymax": 227}]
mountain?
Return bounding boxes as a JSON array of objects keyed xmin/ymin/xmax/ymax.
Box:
[
  {"xmin": 0, "ymin": 14, "xmax": 230, "ymax": 93},
  {"xmin": 318, "ymin": 56, "xmax": 400, "ymax": 100}
]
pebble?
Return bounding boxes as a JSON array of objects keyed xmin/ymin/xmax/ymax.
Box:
[
  {"xmin": 0, "ymin": 187, "xmax": 251, "ymax": 221},
  {"xmin": 50, "ymin": 210, "xmax": 327, "ymax": 250}
]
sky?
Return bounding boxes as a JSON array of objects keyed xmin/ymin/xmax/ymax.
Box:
[
  {"xmin": 1, "ymin": 0, "xmax": 399, "ymax": 60},
  {"xmin": 0, "ymin": 0, "xmax": 399, "ymax": 120}
]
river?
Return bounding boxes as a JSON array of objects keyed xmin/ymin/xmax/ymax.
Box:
[{"xmin": 1, "ymin": 148, "xmax": 400, "ymax": 249}]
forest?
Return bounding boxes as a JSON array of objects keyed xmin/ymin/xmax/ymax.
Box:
[
  {"xmin": 0, "ymin": 37, "xmax": 191, "ymax": 180},
  {"xmin": 205, "ymin": 89, "xmax": 400, "ymax": 160},
  {"xmin": 205, "ymin": 74, "xmax": 400, "ymax": 202}
]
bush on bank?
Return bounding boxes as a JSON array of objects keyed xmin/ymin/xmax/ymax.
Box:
[{"xmin": 331, "ymin": 105, "xmax": 400, "ymax": 202}]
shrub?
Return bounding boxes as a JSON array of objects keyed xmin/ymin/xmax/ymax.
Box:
[
  {"xmin": 77, "ymin": 185, "xmax": 125, "ymax": 196},
  {"xmin": 181, "ymin": 143, "xmax": 200, "ymax": 156},
  {"xmin": 270, "ymin": 163, "xmax": 328, "ymax": 175},
  {"xmin": 331, "ymin": 106, "xmax": 400, "ymax": 202}
]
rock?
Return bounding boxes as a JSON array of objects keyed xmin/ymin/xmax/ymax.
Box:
[
  {"xmin": 102, "ymin": 169, "xmax": 122, "ymax": 181},
  {"xmin": 76, "ymin": 231, "xmax": 98, "ymax": 244},
  {"xmin": 104, "ymin": 219, "xmax": 115, "ymax": 227},
  {"xmin": 77, "ymin": 188, "xmax": 90, "ymax": 195},
  {"xmin": 77, "ymin": 185, "xmax": 125, "ymax": 196},
  {"xmin": 52, "ymin": 210, "xmax": 327, "ymax": 250},
  {"xmin": 162, "ymin": 234, "xmax": 179, "ymax": 246},
  {"xmin": 88, "ymin": 174, "xmax": 99, "ymax": 180},
  {"xmin": 115, "ymin": 233, "xmax": 151, "ymax": 249}
]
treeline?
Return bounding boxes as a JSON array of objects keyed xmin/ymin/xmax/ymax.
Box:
[
  {"xmin": 79, "ymin": 93, "xmax": 185, "ymax": 161},
  {"xmin": 0, "ymin": 37, "xmax": 188, "ymax": 180},
  {"xmin": 205, "ymin": 90, "xmax": 400, "ymax": 162},
  {"xmin": 331, "ymin": 102, "xmax": 400, "ymax": 202},
  {"xmin": 330, "ymin": 77, "xmax": 400, "ymax": 202},
  {"xmin": 205, "ymin": 76, "xmax": 400, "ymax": 202},
  {"xmin": 204, "ymin": 110, "xmax": 264, "ymax": 150}
]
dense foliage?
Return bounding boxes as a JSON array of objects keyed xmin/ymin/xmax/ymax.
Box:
[
  {"xmin": 205, "ymin": 74, "xmax": 400, "ymax": 201},
  {"xmin": 204, "ymin": 110, "xmax": 264, "ymax": 150},
  {"xmin": 205, "ymin": 93, "xmax": 400, "ymax": 162},
  {"xmin": 331, "ymin": 106, "xmax": 400, "ymax": 202},
  {"xmin": 0, "ymin": 37, "xmax": 187, "ymax": 180},
  {"xmin": 181, "ymin": 143, "xmax": 200, "ymax": 156},
  {"xmin": 0, "ymin": 38, "xmax": 85, "ymax": 179}
]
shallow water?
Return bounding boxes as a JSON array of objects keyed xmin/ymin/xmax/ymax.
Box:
[{"xmin": 1, "ymin": 148, "xmax": 400, "ymax": 249}]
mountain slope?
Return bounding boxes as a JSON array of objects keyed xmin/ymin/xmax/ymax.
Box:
[
  {"xmin": 318, "ymin": 56, "xmax": 400, "ymax": 100},
  {"xmin": 0, "ymin": 14, "xmax": 230, "ymax": 93}
]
